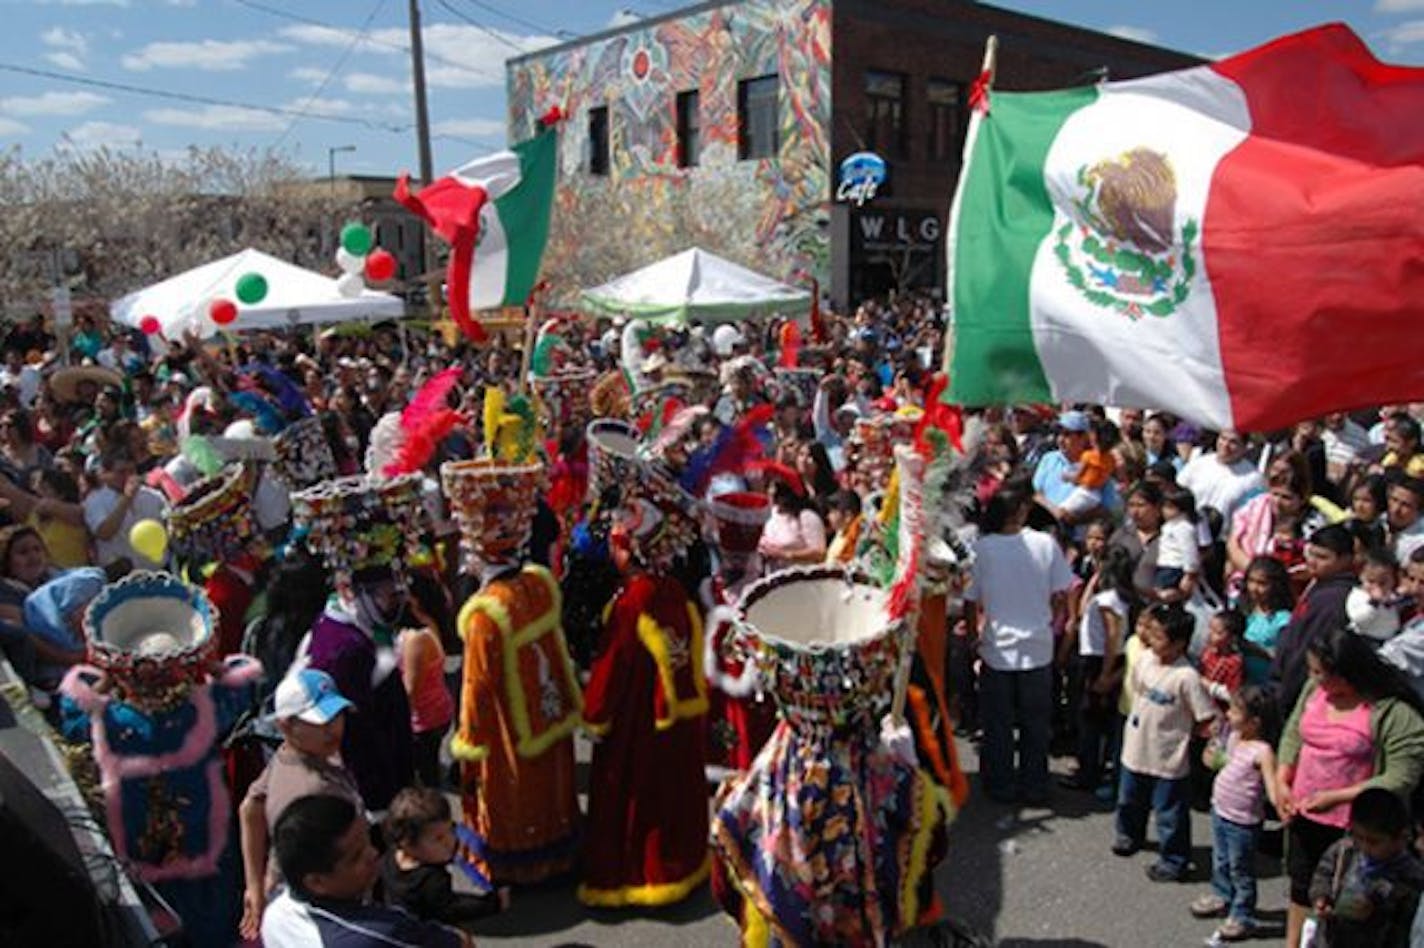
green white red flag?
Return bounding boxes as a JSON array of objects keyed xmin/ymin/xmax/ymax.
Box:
[
  {"xmin": 396, "ymin": 123, "xmax": 556, "ymax": 342},
  {"xmin": 945, "ymin": 24, "xmax": 1424, "ymax": 431}
]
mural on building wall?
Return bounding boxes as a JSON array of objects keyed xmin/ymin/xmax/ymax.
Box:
[{"xmin": 508, "ymin": 0, "xmax": 831, "ymax": 303}]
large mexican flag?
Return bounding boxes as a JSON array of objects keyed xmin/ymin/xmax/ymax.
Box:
[
  {"xmin": 946, "ymin": 24, "xmax": 1424, "ymax": 431},
  {"xmin": 396, "ymin": 125, "xmax": 556, "ymax": 342}
]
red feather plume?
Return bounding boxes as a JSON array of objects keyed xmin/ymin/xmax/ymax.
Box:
[
  {"xmin": 402, "ymin": 367, "xmax": 462, "ymax": 429},
  {"xmin": 384, "ymin": 368, "xmax": 467, "ymax": 476},
  {"xmin": 385, "ymin": 409, "xmax": 463, "ymax": 477}
]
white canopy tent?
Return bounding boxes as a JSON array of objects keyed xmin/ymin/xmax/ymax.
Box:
[
  {"xmin": 581, "ymin": 247, "xmax": 811, "ymax": 326},
  {"xmin": 110, "ymin": 248, "xmax": 406, "ymax": 338}
]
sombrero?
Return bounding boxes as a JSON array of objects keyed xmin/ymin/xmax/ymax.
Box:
[{"xmin": 50, "ymin": 365, "xmax": 123, "ymax": 403}]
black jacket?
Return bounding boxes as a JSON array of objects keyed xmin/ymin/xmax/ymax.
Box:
[
  {"xmin": 1269, "ymin": 572, "xmax": 1355, "ymax": 715},
  {"xmin": 379, "ymin": 850, "xmax": 500, "ymax": 925}
]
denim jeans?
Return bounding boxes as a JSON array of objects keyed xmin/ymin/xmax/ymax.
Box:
[
  {"xmin": 1211, "ymin": 811, "xmax": 1259, "ymax": 922},
  {"xmin": 979, "ymin": 665, "xmax": 1052, "ymax": 801},
  {"xmin": 1116, "ymin": 767, "xmax": 1191, "ymax": 875}
]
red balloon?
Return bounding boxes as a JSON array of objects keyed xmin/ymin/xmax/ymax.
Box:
[
  {"xmin": 364, "ymin": 248, "xmax": 396, "ymax": 283},
  {"xmin": 139, "ymin": 315, "xmax": 162, "ymax": 335},
  {"xmin": 210, "ymin": 298, "xmax": 238, "ymax": 326}
]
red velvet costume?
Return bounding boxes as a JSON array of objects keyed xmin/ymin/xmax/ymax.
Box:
[
  {"xmin": 205, "ymin": 560, "xmax": 258, "ymax": 659},
  {"xmin": 702, "ymin": 574, "xmax": 776, "ymax": 774},
  {"xmin": 579, "ymin": 571, "xmax": 710, "ymax": 907}
]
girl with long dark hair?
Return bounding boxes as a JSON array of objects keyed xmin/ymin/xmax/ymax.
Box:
[{"xmin": 1239, "ymin": 555, "xmax": 1295, "ymax": 685}]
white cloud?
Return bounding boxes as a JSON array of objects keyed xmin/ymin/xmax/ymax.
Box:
[
  {"xmin": 142, "ymin": 95, "xmax": 359, "ymax": 133},
  {"xmin": 142, "ymin": 105, "xmax": 286, "ymax": 132},
  {"xmin": 1376, "ymin": 0, "xmax": 1424, "ymax": 12},
  {"xmin": 345, "ymin": 72, "xmax": 407, "ymax": 95},
  {"xmin": 41, "ymin": 26, "xmax": 88, "ymax": 70},
  {"xmin": 432, "ymin": 117, "xmax": 505, "ymax": 139},
  {"xmin": 280, "ymin": 97, "xmax": 357, "ymax": 118},
  {"xmin": 606, "ymin": 9, "xmax": 641, "ymax": 28},
  {"xmin": 277, "ymin": 23, "xmax": 555, "ymax": 90},
  {"xmin": 0, "ymin": 91, "xmax": 109, "ymax": 116},
  {"xmin": 44, "ymin": 52, "xmax": 86, "ymax": 70},
  {"xmin": 289, "ymin": 66, "xmax": 327, "ymax": 84},
  {"xmin": 1382, "ymin": 19, "xmax": 1424, "ymax": 45},
  {"xmin": 121, "ymin": 39, "xmax": 293, "ymax": 72},
  {"xmin": 1106, "ymin": 25, "xmax": 1159, "ymax": 45},
  {"xmin": 42, "ymin": 27, "xmax": 88, "ymax": 55},
  {"xmin": 60, "ymin": 120, "xmax": 142, "ymax": 149},
  {"xmin": 0, "ymin": 118, "xmax": 30, "ymax": 137}
]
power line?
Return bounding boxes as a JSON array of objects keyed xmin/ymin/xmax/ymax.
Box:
[
  {"xmin": 271, "ymin": 0, "xmax": 391, "ymax": 149},
  {"xmin": 431, "ymin": 0, "xmax": 523, "ymax": 52},
  {"xmin": 231, "ymin": 0, "xmax": 512, "ymax": 80},
  {"xmin": 0, "ymin": 61, "xmax": 413, "ymax": 134},
  {"xmin": 458, "ymin": 0, "xmax": 556, "ymax": 36}
]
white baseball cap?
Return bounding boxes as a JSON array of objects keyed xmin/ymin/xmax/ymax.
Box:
[{"xmin": 274, "ymin": 669, "xmax": 353, "ymax": 724}]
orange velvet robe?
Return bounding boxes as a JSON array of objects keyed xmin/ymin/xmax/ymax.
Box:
[{"xmin": 453, "ymin": 564, "xmax": 583, "ymax": 887}]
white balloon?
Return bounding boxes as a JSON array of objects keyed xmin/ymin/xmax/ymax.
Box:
[
  {"xmin": 336, "ymin": 273, "xmax": 365, "ymax": 298},
  {"xmin": 336, "ymin": 246, "xmax": 365, "ymax": 275}
]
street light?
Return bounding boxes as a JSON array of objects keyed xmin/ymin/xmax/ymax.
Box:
[{"xmin": 328, "ymin": 145, "xmax": 356, "ymax": 193}]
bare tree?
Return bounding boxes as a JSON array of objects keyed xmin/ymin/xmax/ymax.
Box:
[{"xmin": 0, "ymin": 145, "xmax": 363, "ymax": 320}]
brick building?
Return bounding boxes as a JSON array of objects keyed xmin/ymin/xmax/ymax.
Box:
[{"xmin": 506, "ymin": 0, "xmax": 1199, "ymax": 310}]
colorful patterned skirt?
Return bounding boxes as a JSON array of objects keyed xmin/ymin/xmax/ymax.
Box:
[{"xmin": 711, "ymin": 717, "xmax": 951, "ymax": 946}]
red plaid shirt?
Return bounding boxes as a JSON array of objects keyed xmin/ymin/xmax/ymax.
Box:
[{"xmin": 1199, "ymin": 645, "xmax": 1244, "ymax": 698}]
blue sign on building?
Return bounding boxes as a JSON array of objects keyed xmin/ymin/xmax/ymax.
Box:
[{"xmin": 836, "ymin": 152, "xmax": 887, "ymax": 205}]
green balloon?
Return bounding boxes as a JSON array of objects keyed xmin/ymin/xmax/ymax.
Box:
[
  {"xmin": 341, "ymin": 222, "xmax": 373, "ymax": 256},
  {"xmin": 235, "ymin": 272, "xmax": 268, "ymax": 305}
]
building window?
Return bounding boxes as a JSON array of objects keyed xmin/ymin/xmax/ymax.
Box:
[
  {"xmin": 928, "ymin": 79, "xmax": 965, "ymax": 162},
  {"xmin": 738, "ymin": 75, "xmax": 779, "ymax": 160},
  {"xmin": 588, "ymin": 105, "xmax": 609, "ymax": 176},
  {"xmin": 676, "ymin": 90, "xmax": 700, "ymax": 168},
  {"xmin": 865, "ymin": 70, "xmax": 906, "ymax": 159}
]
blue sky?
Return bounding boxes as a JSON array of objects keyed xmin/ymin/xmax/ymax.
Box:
[{"xmin": 0, "ymin": 0, "xmax": 1420, "ymax": 177}]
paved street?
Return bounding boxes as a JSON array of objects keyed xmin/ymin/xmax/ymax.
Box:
[{"xmin": 465, "ymin": 735, "xmax": 1291, "ymax": 947}]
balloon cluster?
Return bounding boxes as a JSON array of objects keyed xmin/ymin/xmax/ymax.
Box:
[{"xmin": 334, "ymin": 222, "xmax": 397, "ymax": 298}]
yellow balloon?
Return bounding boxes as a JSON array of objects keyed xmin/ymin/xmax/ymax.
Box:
[{"xmin": 129, "ymin": 519, "xmax": 168, "ymax": 564}]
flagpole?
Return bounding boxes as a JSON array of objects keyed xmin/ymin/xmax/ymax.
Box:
[
  {"xmin": 517, "ymin": 304, "xmax": 537, "ymax": 398},
  {"xmin": 940, "ymin": 34, "xmax": 998, "ymax": 382},
  {"xmin": 516, "ymin": 281, "xmax": 547, "ymax": 398}
]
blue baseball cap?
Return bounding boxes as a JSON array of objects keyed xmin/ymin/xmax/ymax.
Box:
[
  {"xmin": 274, "ymin": 669, "xmax": 353, "ymax": 724},
  {"xmin": 1057, "ymin": 410, "xmax": 1091, "ymax": 433}
]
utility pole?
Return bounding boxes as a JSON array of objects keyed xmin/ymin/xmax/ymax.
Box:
[{"xmin": 407, "ymin": 0, "xmax": 442, "ymax": 322}]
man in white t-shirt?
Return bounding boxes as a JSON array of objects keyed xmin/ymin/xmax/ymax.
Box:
[
  {"xmin": 964, "ymin": 486, "xmax": 1073, "ymax": 804},
  {"xmin": 1320, "ymin": 411, "xmax": 1371, "ymax": 483},
  {"xmin": 0, "ymin": 349, "xmax": 39, "ymax": 407},
  {"xmin": 83, "ymin": 451, "xmax": 169, "ymax": 569},
  {"xmin": 1177, "ymin": 430, "xmax": 1264, "ymax": 533}
]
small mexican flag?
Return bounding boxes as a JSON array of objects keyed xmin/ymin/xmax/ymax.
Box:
[
  {"xmin": 396, "ymin": 124, "xmax": 556, "ymax": 342},
  {"xmin": 946, "ymin": 24, "xmax": 1424, "ymax": 431}
]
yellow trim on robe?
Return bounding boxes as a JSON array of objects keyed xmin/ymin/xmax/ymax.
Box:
[
  {"xmin": 898, "ymin": 774, "xmax": 952, "ymax": 930},
  {"xmin": 742, "ymin": 897, "xmax": 771, "ymax": 948},
  {"xmin": 467, "ymin": 565, "xmax": 584, "ymax": 759},
  {"xmin": 634, "ymin": 603, "xmax": 709, "ymax": 731},
  {"xmin": 576, "ymin": 853, "xmax": 711, "ymax": 908},
  {"xmin": 449, "ymin": 732, "xmax": 489, "ymax": 762}
]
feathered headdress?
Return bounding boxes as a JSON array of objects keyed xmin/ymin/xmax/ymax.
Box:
[
  {"xmin": 481, "ymin": 386, "xmax": 540, "ymax": 465},
  {"xmin": 680, "ymin": 403, "xmax": 773, "ymax": 497},
  {"xmin": 368, "ymin": 368, "xmax": 468, "ymax": 478}
]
